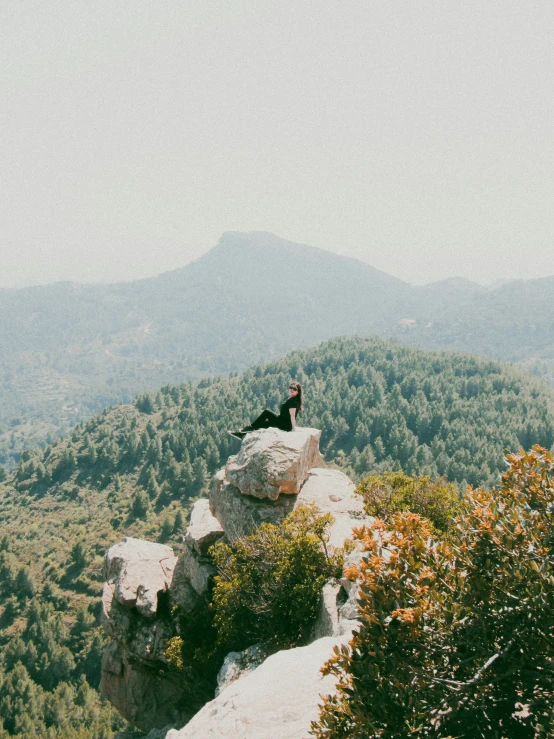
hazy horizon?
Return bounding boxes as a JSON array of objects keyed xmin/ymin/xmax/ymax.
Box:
[
  {"xmin": 0, "ymin": 230, "xmax": 548, "ymax": 291},
  {"xmin": 2, "ymin": 2, "xmax": 553, "ymax": 289}
]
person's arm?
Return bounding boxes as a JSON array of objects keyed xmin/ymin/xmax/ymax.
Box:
[{"xmin": 289, "ymin": 407, "xmax": 297, "ymax": 430}]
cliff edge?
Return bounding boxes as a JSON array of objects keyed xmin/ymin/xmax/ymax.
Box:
[{"xmin": 100, "ymin": 428, "xmax": 371, "ymax": 736}]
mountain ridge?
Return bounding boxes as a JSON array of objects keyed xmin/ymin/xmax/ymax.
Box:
[{"xmin": 1, "ymin": 231, "xmax": 554, "ymax": 467}]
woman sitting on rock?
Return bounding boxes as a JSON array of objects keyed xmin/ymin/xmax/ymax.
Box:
[{"xmin": 229, "ymin": 382, "xmax": 303, "ymax": 440}]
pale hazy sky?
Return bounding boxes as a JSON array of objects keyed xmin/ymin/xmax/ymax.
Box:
[{"xmin": 1, "ymin": 1, "xmax": 553, "ymax": 288}]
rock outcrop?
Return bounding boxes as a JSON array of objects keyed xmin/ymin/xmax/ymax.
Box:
[
  {"xmin": 215, "ymin": 644, "xmax": 268, "ymax": 696},
  {"xmin": 225, "ymin": 427, "xmax": 323, "ymax": 499},
  {"xmin": 310, "ymin": 546, "xmax": 367, "ymax": 640},
  {"xmin": 209, "ymin": 468, "xmax": 297, "ymax": 543},
  {"xmin": 100, "ymin": 538, "xmax": 197, "ymax": 732},
  {"xmin": 184, "ymin": 498, "xmax": 224, "ymax": 554},
  {"xmin": 168, "ymin": 635, "xmax": 350, "ymax": 739},
  {"xmin": 103, "ymin": 538, "xmax": 177, "ymax": 617},
  {"xmin": 179, "ymin": 498, "xmax": 224, "ymax": 596},
  {"xmin": 210, "ymin": 466, "xmax": 368, "ymax": 547},
  {"xmin": 296, "ymin": 467, "xmax": 368, "ymax": 548},
  {"xmin": 101, "ymin": 427, "xmax": 370, "ymax": 737}
]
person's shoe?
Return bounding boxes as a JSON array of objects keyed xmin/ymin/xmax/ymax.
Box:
[{"xmin": 227, "ymin": 430, "xmax": 246, "ymax": 440}]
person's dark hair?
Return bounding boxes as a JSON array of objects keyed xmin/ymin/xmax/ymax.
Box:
[{"xmin": 289, "ymin": 381, "xmax": 303, "ymax": 411}]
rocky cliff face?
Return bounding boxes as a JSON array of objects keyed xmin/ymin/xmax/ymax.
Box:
[
  {"xmin": 100, "ymin": 539, "xmax": 198, "ymax": 732},
  {"xmin": 101, "ymin": 428, "xmax": 371, "ymax": 736}
]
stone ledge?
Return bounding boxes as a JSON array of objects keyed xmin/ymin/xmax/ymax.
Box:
[{"xmin": 226, "ymin": 427, "xmax": 323, "ymax": 500}]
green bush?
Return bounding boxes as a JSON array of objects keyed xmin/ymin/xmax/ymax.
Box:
[
  {"xmin": 311, "ymin": 446, "xmax": 554, "ymax": 738},
  {"xmin": 164, "ymin": 505, "xmax": 342, "ymax": 711},
  {"xmin": 210, "ymin": 505, "xmax": 342, "ymax": 652},
  {"xmin": 164, "ymin": 598, "xmax": 223, "ymax": 713},
  {"xmin": 130, "ymin": 490, "xmax": 149, "ymax": 520},
  {"xmin": 356, "ymin": 470, "xmax": 462, "ymax": 534}
]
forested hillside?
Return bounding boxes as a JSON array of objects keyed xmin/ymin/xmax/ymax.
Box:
[
  {"xmin": 402, "ymin": 275, "xmax": 554, "ymax": 376},
  {"xmin": 0, "ymin": 232, "xmax": 407, "ymax": 467},
  {"xmin": 1, "ymin": 337, "xmax": 553, "ymax": 736},
  {"xmin": 2, "ymin": 231, "xmax": 554, "ymax": 467}
]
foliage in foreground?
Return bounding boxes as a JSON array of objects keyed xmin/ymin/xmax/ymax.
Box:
[
  {"xmin": 2, "ymin": 337, "xmax": 554, "ymax": 736},
  {"xmin": 357, "ymin": 470, "xmax": 462, "ymax": 535},
  {"xmin": 211, "ymin": 506, "xmax": 343, "ymax": 651},
  {"xmin": 166, "ymin": 506, "xmax": 342, "ymax": 684},
  {"xmin": 311, "ymin": 446, "xmax": 554, "ymax": 739}
]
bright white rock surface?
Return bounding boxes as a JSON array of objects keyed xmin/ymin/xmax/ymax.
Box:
[
  {"xmin": 297, "ymin": 467, "xmax": 372, "ymax": 548},
  {"xmin": 184, "ymin": 499, "xmax": 224, "ymax": 555},
  {"xmin": 169, "ymin": 635, "xmax": 349, "ymax": 739}
]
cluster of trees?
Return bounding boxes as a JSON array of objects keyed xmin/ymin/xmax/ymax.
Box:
[
  {"xmin": 13, "ymin": 337, "xmax": 554, "ymax": 506},
  {"xmin": 1, "ymin": 337, "xmax": 554, "ymax": 736},
  {"xmin": 0, "ymin": 538, "xmax": 124, "ymax": 738},
  {"xmin": 399, "ymin": 275, "xmax": 554, "ymax": 372},
  {"xmin": 311, "ymin": 446, "xmax": 554, "ymax": 738},
  {"xmin": 0, "ymin": 350, "xmax": 194, "ymax": 470}
]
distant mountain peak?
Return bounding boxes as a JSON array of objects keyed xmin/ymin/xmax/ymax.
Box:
[{"xmin": 209, "ymin": 231, "xmax": 408, "ymax": 287}]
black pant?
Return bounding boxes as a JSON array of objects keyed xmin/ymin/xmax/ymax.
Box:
[{"xmin": 250, "ymin": 409, "xmax": 287, "ymax": 431}]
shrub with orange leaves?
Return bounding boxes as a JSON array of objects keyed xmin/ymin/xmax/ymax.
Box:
[{"xmin": 311, "ymin": 446, "xmax": 554, "ymax": 738}]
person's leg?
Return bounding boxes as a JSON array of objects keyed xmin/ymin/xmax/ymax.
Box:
[{"xmin": 248, "ymin": 409, "xmax": 280, "ymax": 430}]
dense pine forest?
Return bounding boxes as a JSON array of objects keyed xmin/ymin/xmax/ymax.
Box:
[
  {"xmin": 1, "ymin": 336, "xmax": 554, "ymax": 737},
  {"xmin": 2, "ymin": 232, "xmax": 554, "ymax": 469}
]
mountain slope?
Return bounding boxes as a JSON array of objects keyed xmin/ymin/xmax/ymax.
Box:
[
  {"xmin": 1, "ymin": 337, "xmax": 554, "ymax": 736},
  {"xmin": 0, "ymin": 232, "xmax": 413, "ymax": 466},
  {"xmin": 2, "ymin": 231, "xmax": 554, "ymax": 467},
  {"xmin": 402, "ymin": 275, "xmax": 554, "ymax": 364}
]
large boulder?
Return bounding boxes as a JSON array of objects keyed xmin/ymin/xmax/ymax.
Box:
[
  {"xmin": 168, "ymin": 635, "xmax": 349, "ymax": 739},
  {"xmin": 101, "ymin": 538, "xmax": 192, "ymax": 732},
  {"xmin": 104, "ymin": 537, "xmax": 177, "ymax": 618},
  {"xmin": 167, "ymin": 556, "xmax": 202, "ymax": 615},
  {"xmin": 225, "ymin": 427, "xmax": 323, "ymax": 500},
  {"xmin": 181, "ymin": 544, "xmax": 215, "ymax": 596},
  {"xmin": 181, "ymin": 499, "xmax": 224, "ymax": 595}
]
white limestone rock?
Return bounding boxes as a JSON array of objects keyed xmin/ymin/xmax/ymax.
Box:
[
  {"xmin": 311, "ymin": 577, "xmax": 361, "ymax": 640},
  {"xmin": 296, "ymin": 467, "xmax": 372, "ymax": 548},
  {"xmin": 226, "ymin": 427, "xmax": 323, "ymax": 500},
  {"xmin": 185, "ymin": 499, "xmax": 224, "ymax": 555},
  {"xmin": 169, "ymin": 635, "xmax": 349, "ymax": 739},
  {"xmin": 168, "ymin": 556, "xmax": 201, "ymax": 615},
  {"xmin": 102, "ymin": 580, "xmax": 132, "ymax": 641},
  {"xmin": 101, "ymin": 538, "xmax": 193, "ymax": 732},
  {"xmin": 210, "ymin": 465, "xmax": 371, "ymax": 549},
  {"xmin": 311, "ymin": 579, "xmax": 342, "ymax": 640},
  {"xmin": 102, "ymin": 584, "xmax": 174, "ymax": 664},
  {"xmin": 104, "ymin": 537, "xmax": 177, "ymax": 618}
]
